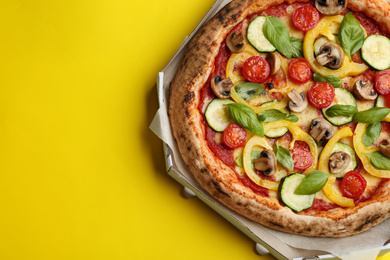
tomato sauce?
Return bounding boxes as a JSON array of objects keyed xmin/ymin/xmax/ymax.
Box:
[{"xmin": 302, "ymin": 198, "xmax": 338, "ymax": 214}]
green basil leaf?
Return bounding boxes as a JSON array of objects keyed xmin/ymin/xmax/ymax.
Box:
[
  {"xmin": 258, "ymin": 109, "xmax": 287, "ymax": 122},
  {"xmin": 338, "ymin": 12, "xmax": 365, "ymax": 59},
  {"xmin": 285, "ymin": 114, "xmax": 299, "ymax": 122},
  {"xmin": 274, "ymin": 141, "xmax": 294, "ymax": 171},
  {"xmin": 313, "ymin": 73, "xmax": 343, "ymax": 88},
  {"xmin": 235, "ymin": 83, "xmax": 265, "ymax": 101},
  {"xmin": 290, "ymin": 37, "xmax": 303, "ymax": 58},
  {"xmin": 263, "ymin": 15, "xmax": 292, "ymax": 59},
  {"xmin": 364, "ymin": 151, "xmax": 390, "ymax": 170},
  {"xmin": 227, "ymin": 103, "xmax": 264, "ymax": 137},
  {"xmin": 294, "ymin": 170, "xmax": 330, "ymax": 195},
  {"xmin": 363, "ymin": 122, "xmax": 382, "ymax": 147},
  {"xmin": 325, "ymin": 105, "xmax": 358, "ymax": 117},
  {"xmin": 353, "ymin": 107, "xmax": 390, "ymax": 124}
]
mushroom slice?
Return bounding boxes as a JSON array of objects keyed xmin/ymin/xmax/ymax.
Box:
[
  {"xmin": 309, "ymin": 118, "xmax": 335, "ymax": 142},
  {"xmin": 226, "ymin": 31, "xmax": 246, "ymax": 53},
  {"xmin": 210, "ymin": 76, "xmax": 234, "ymax": 99},
  {"xmin": 315, "ymin": 0, "xmax": 347, "ymax": 16},
  {"xmin": 254, "ymin": 150, "xmax": 277, "ymax": 176},
  {"xmin": 353, "ymin": 79, "xmax": 378, "ymax": 101},
  {"xmin": 287, "ymin": 89, "xmax": 308, "ymax": 113},
  {"xmin": 379, "ymin": 140, "xmax": 390, "ymax": 158},
  {"xmin": 316, "ymin": 42, "xmax": 345, "ymax": 69},
  {"xmin": 266, "ymin": 52, "xmax": 281, "ymax": 76},
  {"xmin": 329, "ymin": 151, "xmax": 351, "ymax": 174}
]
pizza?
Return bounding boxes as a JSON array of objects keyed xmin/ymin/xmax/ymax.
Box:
[{"xmin": 168, "ymin": 0, "xmax": 390, "ymax": 237}]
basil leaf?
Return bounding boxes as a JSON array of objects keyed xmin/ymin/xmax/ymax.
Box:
[
  {"xmin": 338, "ymin": 12, "xmax": 365, "ymax": 59},
  {"xmin": 227, "ymin": 103, "xmax": 264, "ymax": 137},
  {"xmin": 263, "ymin": 15, "xmax": 292, "ymax": 58},
  {"xmin": 353, "ymin": 107, "xmax": 390, "ymax": 124},
  {"xmin": 274, "ymin": 142, "xmax": 294, "ymax": 171},
  {"xmin": 285, "ymin": 114, "xmax": 299, "ymax": 122},
  {"xmin": 290, "ymin": 37, "xmax": 303, "ymax": 58},
  {"xmin": 258, "ymin": 109, "xmax": 287, "ymax": 122},
  {"xmin": 364, "ymin": 151, "xmax": 390, "ymax": 170},
  {"xmin": 363, "ymin": 122, "xmax": 382, "ymax": 147},
  {"xmin": 313, "ymin": 73, "xmax": 343, "ymax": 88},
  {"xmin": 325, "ymin": 105, "xmax": 358, "ymax": 117},
  {"xmin": 294, "ymin": 171, "xmax": 330, "ymax": 195},
  {"xmin": 235, "ymin": 83, "xmax": 265, "ymax": 101}
]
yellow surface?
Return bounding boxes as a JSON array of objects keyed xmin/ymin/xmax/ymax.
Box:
[{"xmin": 0, "ymin": 1, "xmax": 388, "ymax": 260}]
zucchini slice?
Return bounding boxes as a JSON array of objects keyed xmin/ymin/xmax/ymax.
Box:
[
  {"xmin": 322, "ymin": 87, "xmax": 357, "ymax": 126},
  {"xmin": 314, "ymin": 36, "xmax": 329, "ymax": 56},
  {"xmin": 247, "ymin": 16, "xmax": 276, "ymax": 53},
  {"xmin": 265, "ymin": 127, "xmax": 288, "ymax": 138},
  {"xmin": 329, "ymin": 143, "xmax": 357, "ymax": 178},
  {"xmin": 376, "ymin": 95, "xmax": 386, "ymax": 108},
  {"xmin": 361, "ymin": 35, "xmax": 390, "ymax": 71},
  {"xmin": 279, "ymin": 173, "xmax": 315, "ymax": 213},
  {"xmin": 205, "ymin": 99, "xmax": 235, "ymax": 132}
]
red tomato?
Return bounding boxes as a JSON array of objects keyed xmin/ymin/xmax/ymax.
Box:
[
  {"xmin": 288, "ymin": 58, "xmax": 312, "ymax": 84},
  {"xmin": 375, "ymin": 70, "xmax": 390, "ymax": 95},
  {"xmin": 292, "ymin": 5, "xmax": 320, "ymax": 32},
  {"xmin": 340, "ymin": 171, "xmax": 367, "ymax": 199},
  {"xmin": 290, "ymin": 142, "xmax": 313, "ymax": 170},
  {"xmin": 242, "ymin": 56, "xmax": 270, "ymax": 83},
  {"xmin": 308, "ymin": 82, "xmax": 335, "ymax": 108},
  {"xmin": 386, "ymin": 94, "xmax": 390, "ymax": 108},
  {"xmin": 223, "ymin": 124, "xmax": 247, "ymax": 149}
]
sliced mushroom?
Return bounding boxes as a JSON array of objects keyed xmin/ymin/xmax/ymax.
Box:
[
  {"xmin": 353, "ymin": 79, "xmax": 378, "ymax": 101},
  {"xmin": 315, "ymin": 0, "xmax": 347, "ymax": 16},
  {"xmin": 211, "ymin": 76, "xmax": 234, "ymax": 99},
  {"xmin": 329, "ymin": 151, "xmax": 351, "ymax": 174},
  {"xmin": 254, "ymin": 150, "xmax": 277, "ymax": 176},
  {"xmin": 226, "ymin": 31, "xmax": 246, "ymax": 53},
  {"xmin": 309, "ymin": 118, "xmax": 335, "ymax": 142},
  {"xmin": 379, "ymin": 140, "xmax": 390, "ymax": 158},
  {"xmin": 287, "ymin": 89, "xmax": 308, "ymax": 113},
  {"xmin": 266, "ymin": 52, "xmax": 281, "ymax": 76},
  {"xmin": 316, "ymin": 42, "xmax": 345, "ymax": 69}
]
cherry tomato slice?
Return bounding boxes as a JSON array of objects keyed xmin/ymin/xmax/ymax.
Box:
[
  {"xmin": 290, "ymin": 141, "xmax": 313, "ymax": 170},
  {"xmin": 308, "ymin": 82, "xmax": 335, "ymax": 108},
  {"xmin": 288, "ymin": 58, "xmax": 312, "ymax": 84},
  {"xmin": 340, "ymin": 171, "xmax": 367, "ymax": 199},
  {"xmin": 375, "ymin": 70, "xmax": 390, "ymax": 95},
  {"xmin": 292, "ymin": 5, "xmax": 320, "ymax": 32},
  {"xmin": 242, "ymin": 56, "xmax": 270, "ymax": 83},
  {"xmin": 223, "ymin": 123, "xmax": 247, "ymax": 149}
]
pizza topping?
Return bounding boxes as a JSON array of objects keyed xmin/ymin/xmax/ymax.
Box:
[
  {"xmin": 254, "ymin": 150, "xmax": 277, "ymax": 175},
  {"xmin": 353, "ymin": 79, "xmax": 378, "ymax": 101},
  {"xmin": 375, "ymin": 70, "xmax": 390, "ymax": 96},
  {"xmin": 242, "ymin": 56, "xmax": 270, "ymax": 83},
  {"xmin": 329, "ymin": 151, "xmax": 351, "ymax": 174},
  {"xmin": 315, "ymin": 0, "xmax": 347, "ymax": 16},
  {"xmin": 287, "ymin": 89, "xmax": 308, "ymax": 113},
  {"xmin": 223, "ymin": 123, "xmax": 247, "ymax": 149},
  {"xmin": 292, "ymin": 5, "xmax": 320, "ymax": 32},
  {"xmin": 308, "ymin": 82, "xmax": 335, "ymax": 108},
  {"xmin": 340, "ymin": 171, "xmax": 367, "ymax": 199},
  {"xmin": 265, "ymin": 52, "xmax": 281, "ymax": 76},
  {"xmin": 315, "ymin": 42, "xmax": 344, "ymax": 69},
  {"xmin": 309, "ymin": 118, "xmax": 334, "ymax": 142},
  {"xmin": 361, "ymin": 35, "xmax": 390, "ymax": 71},
  {"xmin": 226, "ymin": 31, "xmax": 246, "ymax": 53},
  {"xmin": 288, "ymin": 57, "xmax": 312, "ymax": 84},
  {"xmin": 379, "ymin": 140, "xmax": 390, "ymax": 158},
  {"xmin": 210, "ymin": 76, "xmax": 234, "ymax": 99},
  {"xmin": 291, "ymin": 143, "xmax": 313, "ymax": 170}
]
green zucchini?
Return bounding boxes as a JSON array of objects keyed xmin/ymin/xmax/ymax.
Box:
[
  {"xmin": 247, "ymin": 16, "xmax": 276, "ymax": 53},
  {"xmin": 329, "ymin": 143, "xmax": 357, "ymax": 178},
  {"xmin": 314, "ymin": 36, "xmax": 329, "ymax": 56},
  {"xmin": 278, "ymin": 173, "xmax": 315, "ymax": 213},
  {"xmin": 265, "ymin": 127, "xmax": 289, "ymax": 138},
  {"xmin": 322, "ymin": 87, "xmax": 357, "ymax": 126},
  {"xmin": 205, "ymin": 99, "xmax": 235, "ymax": 132},
  {"xmin": 376, "ymin": 95, "xmax": 386, "ymax": 108},
  {"xmin": 361, "ymin": 35, "xmax": 390, "ymax": 71}
]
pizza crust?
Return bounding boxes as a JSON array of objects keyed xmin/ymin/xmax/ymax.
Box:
[{"xmin": 169, "ymin": 0, "xmax": 390, "ymax": 237}]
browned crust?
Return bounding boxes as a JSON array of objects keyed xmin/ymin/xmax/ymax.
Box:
[{"xmin": 169, "ymin": 0, "xmax": 390, "ymax": 237}]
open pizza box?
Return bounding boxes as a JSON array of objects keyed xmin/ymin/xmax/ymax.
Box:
[{"xmin": 150, "ymin": 0, "xmax": 390, "ymax": 259}]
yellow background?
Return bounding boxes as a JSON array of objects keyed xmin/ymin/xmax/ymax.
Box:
[{"xmin": 0, "ymin": 0, "xmax": 388, "ymax": 259}]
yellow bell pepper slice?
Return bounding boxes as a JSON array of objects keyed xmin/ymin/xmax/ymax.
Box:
[
  {"xmin": 318, "ymin": 127, "xmax": 355, "ymax": 207},
  {"xmin": 353, "ymin": 123, "xmax": 390, "ymax": 178},
  {"xmin": 243, "ymin": 135, "xmax": 279, "ymax": 190},
  {"xmin": 263, "ymin": 120, "xmax": 318, "ymax": 175},
  {"xmin": 303, "ymin": 15, "xmax": 368, "ymax": 78}
]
